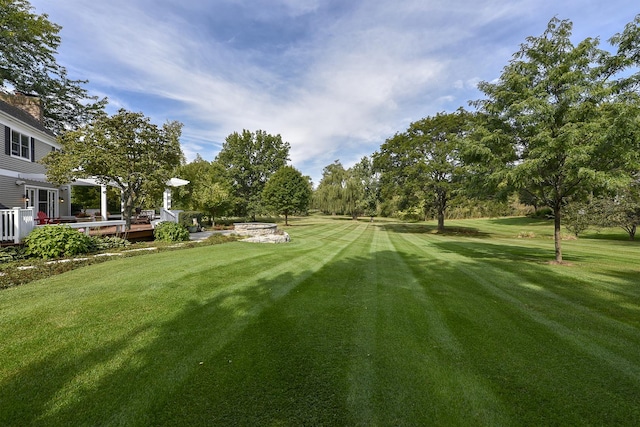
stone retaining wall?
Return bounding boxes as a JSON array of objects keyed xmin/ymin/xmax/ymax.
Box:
[
  {"xmin": 233, "ymin": 222, "xmax": 290, "ymax": 243},
  {"xmin": 233, "ymin": 222, "xmax": 278, "ymax": 236}
]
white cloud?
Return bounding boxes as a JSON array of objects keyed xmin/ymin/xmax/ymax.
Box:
[{"xmin": 29, "ymin": 0, "xmax": 639, "ymax": 182}]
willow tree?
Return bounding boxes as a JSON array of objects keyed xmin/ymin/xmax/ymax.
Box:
[
  {"xmin": 42, "ymin": 109, "xmax": 184, "ymax": 229},
  {"xmin": 472, "ymin": 16, "xmax": 640, "ymax": 262},
  {"xmin": 313, "ymin": 160, "xmax": 347, "ymax": 215}
]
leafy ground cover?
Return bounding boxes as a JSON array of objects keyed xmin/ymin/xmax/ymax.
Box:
[{"xmin": 1, "ymin": 216, "xmax": 639, "ymax": 425}]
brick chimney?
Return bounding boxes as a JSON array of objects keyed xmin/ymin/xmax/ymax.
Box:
[{"xmin": 0, "ymin": 92, "xmax": 44, "ymax": 123}]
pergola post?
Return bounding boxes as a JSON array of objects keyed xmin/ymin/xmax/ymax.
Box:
[
  {"xmin": 163, "ymin": 178, "xmax": 189, "ymax": 212},
  {"xmin": 100, "ymin": 184, "xmax": 108, "ymax": 220},
  {"xmin": 163, "ymin": 188, "xmax": 172, "ymax": 210}
]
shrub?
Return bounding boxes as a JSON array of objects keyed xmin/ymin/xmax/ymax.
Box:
[
  {"xmin": 394, "ymin": 207, "xmax": 424, "ymax": 222},
  {"xmin": 154, "ymin": 221, "xmax": 190, "ymax": 242},
  {"xmin": 517, "ymin": 231, "xmax": 536, "ymax": 238},
  {"xmin": 213, "ymin": 218, "xmax": 236, "ymax": 227},
  {"xmin": 178, "ymin": 211, "xmax": 203, "ymax": 230},
  {"xmin": 0, "ymin": 246, "xmax": 28, "ymax": 264},
  {"xmin": 24, "ymin": 226, "xmax": 92, "ymax": 259},
  {"xmin": 529, "ymin": 207, "xmax": 553, "ymax": 219},
  {"xmin": 89, "ymin": 236, "xmax": 131, "ymax": 251}
]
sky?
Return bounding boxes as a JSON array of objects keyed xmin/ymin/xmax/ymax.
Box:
[{"xmin": 28, "ymin": 0, "xmax": 639, "ymax": 185}]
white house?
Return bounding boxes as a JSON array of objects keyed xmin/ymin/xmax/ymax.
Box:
[{"xmin": 1, "ymin": 93, "xmax": 188, "ymax": 243}]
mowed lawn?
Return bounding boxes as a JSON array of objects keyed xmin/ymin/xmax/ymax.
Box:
[{"xmin": 1, "ymin": 216, "xmax": 639, "ymax": 426}]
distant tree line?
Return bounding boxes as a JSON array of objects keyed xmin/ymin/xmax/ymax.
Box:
[
  {"xmin": 313, "ymin": 15, "xmax": 640, "ymax": 262},
  {"xmin": 9, "ymin": 1, "xmax": 640, "ymax": 260},
  {"xmin": 172, "ymin": 129, "xmax": 311, "ymax": 223}
]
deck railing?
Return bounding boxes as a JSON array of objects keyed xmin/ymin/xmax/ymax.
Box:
[
  {"xmin": 2, "ymin": 207, "xmax": 179, "ymax": 244},
  {"xmin": 0, "ymin": 208, "xmax": 36, "ymax": 244},
  {"xmin": 159, "ymin": 208, "xmax": 182, "ymax": 223}
]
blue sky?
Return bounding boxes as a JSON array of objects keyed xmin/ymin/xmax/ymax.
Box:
[{"xmin": 29, "ymin": 0, "xmax": 638, "ymax": 184}]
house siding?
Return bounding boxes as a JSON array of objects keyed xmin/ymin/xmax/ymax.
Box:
[
  {"xmin": 0, "ymin": 175, "xmax": 24, "ymax": 208},
  {"xmin": 0, "ymin": 97, "xmax": 68, "ymax": 216},
  {"xmin": 0, "ymin": 129, "xmax": 53, "ymax": 174}
]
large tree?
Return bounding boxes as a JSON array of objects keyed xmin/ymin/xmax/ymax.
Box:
[
  {"xmin": 174, "ymin": 155, "xmax": 232, "ymax": 223},
  {"xmin": 313, "ymin": 160, "xmax": 347, "ymax": 216},
  {"xmin": 313, "ymin": 158, "xmax": 379, "ymax": 220},
  {"xmin": 597, "ymin": 184, "xmax": 640, "ymax": 241},
  {"xmin": 42, "ymin": 109, "xmax": 184, "ymax": 229},
  {"xmin": 262, "ymin": 166, "xmax": 312, "ymax": 225},
  {"xmin": 345, "ymin": 157, "xmax": 379, "ymax": 220},
  {"xmin": 215, "ymin": 129, "xmax": 290, "ymax": 219},
  {"xmin": 0, "ymin": 0, "xmax": 105, "ymax": 133},
  {"xmin": 374, "ymin": 110, "xmax": 469, "ymax": 231},
  {"xmin": 472, "ymin": 17, "xmax": 640, "ymax": 262}
]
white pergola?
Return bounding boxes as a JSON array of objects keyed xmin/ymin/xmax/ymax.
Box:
[
  {"xmin": 73, "ymin": 177, "xmax": 190, "ymax": 220},
  {"xmin": 163, "ymin": 177, "xmax": 190, "ymax": 210}
]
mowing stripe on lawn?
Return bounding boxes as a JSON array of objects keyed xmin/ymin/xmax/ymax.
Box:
[
  {"xmin": 391, "ymin": 230, "xmax": 640, "ymax": 424},
  {"xmin": 358, "ymin": 223, "xmax": 510, "ymax": 425},
  {"xmin": 0, "ymin": 221, "xmax": 373, "ymax": 426},
  {"xmin": 1, "ymin": 217, "xmax": 639, "ymax": 426},
  {"xmin": 149, "ymin": 221, "xmax": 375, "ymax": 425}
]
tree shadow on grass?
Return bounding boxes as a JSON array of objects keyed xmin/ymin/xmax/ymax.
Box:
[
  {"xmin": 2, "ymin": 245, "xmax": 639, "ymax": 426},
  {"xmin": 581, "ymin": 231, "xmax": 636, "ymax": 242},
  {"xmin": 378, "ymin": 223, "xmax": 490, "ymax": 238},
  {"xmin": 487, "ymin": 217, "xmax": 551, "ymax": 226},
  {"xmin": 0, "ymin": 261, "xmax": 358, "ymax": 425},
  {"xmin": 423, "ymin": 240, "xmax": 639, "ymax": 329},
  {"xmin": 427, "ymin": 239, "xmax": 578, "ymax": 264},
  {"xmin": 0, "ymin": 326, "xmax": 151, "ymax": 426}
]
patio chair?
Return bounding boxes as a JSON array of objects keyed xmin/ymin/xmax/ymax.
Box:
[{"xmin": 36, "ymin": 211, "xmax": 61, "ymax": 225}]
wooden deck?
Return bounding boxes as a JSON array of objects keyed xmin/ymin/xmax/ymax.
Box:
[
  {"xmin": 1, "ymin": 223, "xmax": 156, "ymax": 247},
  {"xmin": 90, "ymin": 223, "xmax": 155, "ymax": 242}
]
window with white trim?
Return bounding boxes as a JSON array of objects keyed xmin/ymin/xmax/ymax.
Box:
[{"xmin": 11, "ymin": 130, "xmax": 30, "ymax": 160}]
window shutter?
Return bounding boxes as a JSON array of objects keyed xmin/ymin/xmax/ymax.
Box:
[
  {"xmin": 4, "ymin": 126, "xmax": 9, "ymax": 155},
  {"xmin": 30, "ymin": 137, "xmax": 35, "ymax": 162}
]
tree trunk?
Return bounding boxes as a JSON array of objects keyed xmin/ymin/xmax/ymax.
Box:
[
  {"xmin": 284, "ymin": 211, "xmax": 289, "ymax": 226},
  {"xmin": 629, "ymin": 224, "xmax": 636, "ymax": 241},
  {"xmin": 436, "ymin": 190, "xmax": 446, "ymax": 233},
  {"xmin": 123, "ymin": 191, "xmax": 134, "ymax": 231},
  {"xmin": 553, "ymin": 205, "xmax": 562, "ymax": 263},
  {"xmin": 437, "ymin": 210, "xmax": 445, "ymax": 233}
]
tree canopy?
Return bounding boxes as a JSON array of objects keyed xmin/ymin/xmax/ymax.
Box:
[
  {"xmin": 174, "ymin": 155, "xmax": 233, "ymax": 222},
  {"xmin": 313, "ymin": 159, "xmax": 379, "ymax": 220},
  {"xmin": 348, "ymin": 157, "xmax": 380, "ymax": 220},
  {"xmin": 0, "ymin": 0, "xmax": 105, "ymax": 133},
  {"xmin": 262, "ymin": 166, "xmax": 312, "ymax": 225},
  {"xmin": 313, "ymin": 160, "xmax": 348, "ymax": 216},
  {"xmin": 215, "ymin": 129, "xmax": 290, "ymax": 219},
  {"xmin": 42, "ymin": 109, "xmax": 184, "ymax": 229},
  {"xmin": 471, "ymin": 16, "xmax": 640, "ymax": 262},
  {"xmin": 375, "ymin": 110, "xmax": 469, "ymax": 232}
]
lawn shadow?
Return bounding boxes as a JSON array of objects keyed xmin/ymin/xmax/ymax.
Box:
[
  {"xmin": 3, "ymin": 241, "xmax": 638, "ymax": 425},
  {"xmin": 487, "ymin": 217, "xmax": 551, "ymax": 226},
  {"xmin": 2, "ymin": 256, "xmax": 362, "ymax": 425},
  {"xmin": 378, "ymin": 223, "xmax": 490, "ymax": 238},
  {"xmin": 0, "ymin": 325, "xmax": 151, "ymax": 426},
  {"xmin": 427, "ymin": 238, "xmax": 583, "ymax": 264},
  {"xmin": 581, "ymin": 231, "xmax": 636, "ymax": 242}
]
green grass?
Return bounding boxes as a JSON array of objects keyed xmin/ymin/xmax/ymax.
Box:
[{"xmin": 1, "ymin": 216, "xmax": 639, "ymax": 425}]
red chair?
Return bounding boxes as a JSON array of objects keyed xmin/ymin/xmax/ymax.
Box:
[{"xmin": 36, "ymin": 211, "xmax": 61, "ymax": 225}]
